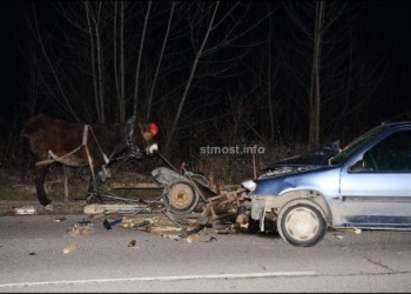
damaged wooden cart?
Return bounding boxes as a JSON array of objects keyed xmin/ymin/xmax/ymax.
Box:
[{"xmin": 93, "ymin": 164, "xmax": 247, "ymax": 226}]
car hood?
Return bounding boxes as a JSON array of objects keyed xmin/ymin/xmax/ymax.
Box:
[
  {"xmin": 252, "ymin": 165, "xmax": 340, "ymax": 196},
  {"xmin": 260, "ymin": 141, "xmax": 340, "ymax": 179}
]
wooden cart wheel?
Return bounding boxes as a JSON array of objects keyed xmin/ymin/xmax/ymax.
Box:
[{"xmin": 164, "ymin": 181, "xmax": 200, "ymax": 215}]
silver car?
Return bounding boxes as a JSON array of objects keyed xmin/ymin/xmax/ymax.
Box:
[{"xmin": 241, "ymin": 122, "xmax": 411, "ymax": 247}]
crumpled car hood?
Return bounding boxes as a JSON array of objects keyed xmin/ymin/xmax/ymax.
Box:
[{"xmin": 259, "ymin": 141, "xmax": 341, "ymax": 179}]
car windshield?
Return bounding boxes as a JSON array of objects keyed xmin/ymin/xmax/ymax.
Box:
[{"xmin": 329, "ymin": 125, "xmax": 387, "ymax": 165}]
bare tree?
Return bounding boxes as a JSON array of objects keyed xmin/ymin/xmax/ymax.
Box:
[
  {"xmin": 146, "ymin": 1, "xmax": 176, "ymax": 120},
  {"xmin": 120, "ymin": 0, "xmax": 126, "ymax": 122},
  {"xmin": 165, "ymin": 1, "xmax": 220, "ymax": 152},
  {"xmin": 30, "ymin": 3, "xmax": 80, "ymax": 122},
  {"xmin": 84, "ymin": 1, "xmax": 101, "ymax": 122},
  {"xmin": 164, "ymin": 1, "xmax": 275, "ymax": 152},
  {"xmin": 132, "ymin": 1, "xmax": 152, "ymax": 118},
  {"xmin": 281, "ymin": 1, "xmax": 385, "ymax": 147}
]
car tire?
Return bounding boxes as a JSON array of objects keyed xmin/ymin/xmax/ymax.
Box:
[{"xmin": 277, "ymin": 203, "xmax": 326, "ymax": 247}]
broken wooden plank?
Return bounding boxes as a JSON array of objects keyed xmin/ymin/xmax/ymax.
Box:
[
  {"xmin": 83, "ymin": 204, "xmax": 151, "ymax": 215},
  {"xmin": 149, "ymin": 226, "xmax": 183, "ymax": 234}
]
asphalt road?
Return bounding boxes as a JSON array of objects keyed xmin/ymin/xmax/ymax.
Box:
[{"xmin": 1, "ymin": 215, "xmax": 411, "ymax": 292}]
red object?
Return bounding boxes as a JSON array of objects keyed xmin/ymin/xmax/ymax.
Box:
[{"xmin": 150, "ymin": 123, "xmax": 159, "ymax": 137}]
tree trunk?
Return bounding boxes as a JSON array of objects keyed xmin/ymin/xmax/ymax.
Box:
[
  {"xmin": 84, "ymin": 2, "xmax": 101, "ymax": 123},
  {"xmin": 147, "ymin": 1, "xmax": 175, "ymax": 120},
  {"xmin": 95, "ymin": 2, "xmax": 105, "ymax": 123},
  {"xmin": 120, "ymin": 0, "xmax": 125, "ymax": 122},
  {"xmin": 132, "ymin": 1, "xmax": 152, "ymax": 118},
  {"xmin": 267, "ymin": 12, "xmax": 275, "ymax": 145},
  {"xmin": 113, "ymin": 1, "xmax": 124, "ymax": 123},
  {"xmin": 32, "ymin": 3, "xmax": 79, "ymax": 121},
  {"xmin": 165, "ymin": 2, "xmax": 220, "ymax": 152},
  {"xmin": 309, "ymin": 1, "xmax": 324, "ymax": 148}
]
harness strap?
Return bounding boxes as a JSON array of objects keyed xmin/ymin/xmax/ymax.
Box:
[
  {"xmin": 88, "ymin": 126, "xmax": 110, "ymax": 165},
  {"xmin": 48, "ymin": 146, "xmax": 83, "ymax": 164},
  {"xmin": 35, "ymin": 124, "xmax": 109, "ymax": 167},
  {"xmin": 35, "ymin": 145, "xmax": 83, "ymax": 167},
  {"xmin": 82, "ymin": 124, "xmax": 89, "ymax": 146}
]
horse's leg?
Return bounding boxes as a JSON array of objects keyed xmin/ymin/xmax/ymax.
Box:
[
  {"xmin": 34, "ymin": 165, "xmax": 51, "ymax": 206},
  {"xmin": 86, "ymin": 169, "xmax": 103, "ymax": 204}
]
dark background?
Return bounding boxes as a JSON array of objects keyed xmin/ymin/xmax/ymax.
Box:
[{"xmin": 1, "ymin": 0, "xmax": 411, "ymax": 167}]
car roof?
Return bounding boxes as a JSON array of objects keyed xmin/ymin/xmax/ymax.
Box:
[{"xmin": 380, "ymin": 121, "xmax": 411, "ymax": 129}]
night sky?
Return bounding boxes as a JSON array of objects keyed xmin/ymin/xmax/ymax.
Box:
[{"xmin": 2, "ymin": 1, "xmax": 411, "ymax": 145}]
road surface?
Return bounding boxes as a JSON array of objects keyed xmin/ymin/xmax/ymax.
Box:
[{"xmin": 1, "ymin": 215, "xmax": 411, "ymax": 292}]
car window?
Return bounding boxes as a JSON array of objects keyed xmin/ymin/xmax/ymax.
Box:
[
  {"xmin": 363, "ymin": 130, "xmax": 411, "ymax": 171},
  {"xmin": 330, "ymin": 126, "xmax": 386, "ymax": 165}
]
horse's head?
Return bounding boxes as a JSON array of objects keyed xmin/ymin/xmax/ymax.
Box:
[
  {"xmin": 138, "ymin": 120, "xmax": 159, "ymax": 155},
  {"xmin": 125, "ymin": 116, "xmax": 159, "ymax": 158}
]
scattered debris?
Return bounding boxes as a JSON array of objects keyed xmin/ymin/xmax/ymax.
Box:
[
  {"xmin": 120, "ymin": 214, "xmax": 182, "ymax": 234},
  {"xmin": 89, "ymin": 187, "xmax": 246, "ymax": 243},
  {"xmin": 336, "ymin": 228, "xmax": 362, "ymax": 235},
  {"xmin": 14, "ymin": 206, "xmax": 36, "ymax": 215},
  {"xmin": 103, "ymin": 218, "xmax": 122, "ymax": 230},
  {"xmin": 149, "ymin": 226, "xmax": 183, "ymax": 234},
  {"xmin": 335, "ymin": 234, "xmax": 344, "ymax": 240},
  {"xmin": 68, "ymin": 225, "xmax": 96, "ymax": 237},
  {"xmin": 121, "ymin": 217, "xmax": 152, "ymax": 229},
  {"xmin": 186, "ymin": 234, "xmax": 200, "ymax": 243},
  {"xmin": 77, "ymin": 219, "xmax": 93, "ymax": 226},
  {"xmin": 161, "ymin": 210, "xmax": 183, "ymax": 228},
  {"xmin": 185, "ymin": 228, "xmax": 218, "ymax": 243},
  {"xmin": 77, "ymin": 166, "xmax": 246, "ymax": 244},
  {"xmin": 84, "ymin": 204, "xmax": 151, "ymax": 215},
  {"xmin": 195, "ymin": 189, "xmax": 246, "ymax": 224},
  {"xmin": 29, "ymin": 252, "xmax": 37, "ymax": 256},
  {"xmin": 67, "ymin": 220, "xmax": 96, "ymax": 237},
  {"xmin": 54, "ymin": 217, "xmax": 67, "ymax": 223},
  {"xmin": 160, "ymin": 234, "xmax": 182, "ymax": 241},
  {"xmin": 214, "ymin": 227, "xmax": 233, "ymax": 234},
  {"xmin": 201, "ymin": 236, "xmax": 217, "ymax": 243},
  {"xmin": 63, "ymin": 243, "xmax": 79, "ymax": 254},
  {"xmin": 128, "ymin": 240, "xmax": 137, "ymax": 247},
  {"xmin": 235, "ymin": 214, "xmax": 250, "ymax": 230}
]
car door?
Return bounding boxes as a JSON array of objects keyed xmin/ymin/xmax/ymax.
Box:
[{"xmin": 338, "ymin": 129, "xmax": 411, "ymax": 228}]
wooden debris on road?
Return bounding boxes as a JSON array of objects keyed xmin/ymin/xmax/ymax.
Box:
[
  {"xmin": 67, "ymin": 225, "xmax": 96, "ymax": 237},
  {"xmin": 83, "ymin": 185, "xmax": 247, "ymax": 242},
  {"xmin": 149, "ymin": 226, "xmax": 183, "ymax": 234},
  {"xmin": 160, "ymin": 234, "xmax": 182, "ymax": 241},
  {"xmin": 54, "ymin": 216, "xmax": 67, "ymax": 223},
  {"xmin": 63, "ymin": 243, "xmax": 79, "ymax": 254},
  {"xmin": 128, "ymin": 240, "xmax": 137, "ymax": 247},
  {"xmin": 84, "ymin": 204, "xmax": 152, "ymax": 215},
  {"xmin": 67, "ymin": 219, "xmax": 96, "ymax": 237},
  {"xmin": 199, "ymin": 189, "xmax": 246, "ymax": 221},
  {"xmin": 14, "ymin": 206, "xmax": 37, "ymax": 215}
]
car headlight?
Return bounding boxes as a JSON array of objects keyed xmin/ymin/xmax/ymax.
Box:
[{"xmin": 242, "ymin": 179, "xmax": 257, "ymax": 192}]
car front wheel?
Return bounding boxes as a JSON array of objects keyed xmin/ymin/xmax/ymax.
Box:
[{"xmin": 277, "ymin": 203, "xmax": 326, "ymax": 247}]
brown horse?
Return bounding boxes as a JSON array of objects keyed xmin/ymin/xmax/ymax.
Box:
[{"xmin": 21, "ymin": 114, "xmax": 159, "ymax": 207}]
